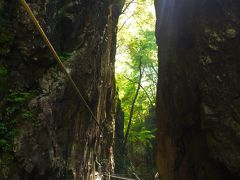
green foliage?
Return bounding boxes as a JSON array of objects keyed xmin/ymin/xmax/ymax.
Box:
[
  {"xmin": 0, "ymin": 123, "xmax": 13, "ymax": 152},
  {"xmin": 0, "ymin": 1, "xmax": 30, "ymax": 170},
  {"xmin": 8, "ymin": 91, "xmax": 34, "ymax": 104},
  {"xmin": 115, "ymin": 0, "xmax": 157, "ymax": 178},
  {"xmin": 22, "ymin": 109, "xmax": 34, "ymax": 120},
  {"xmin": 129, "ymin": 127, "xmax": 156, "ymax": 148},
  {"xmin": 0, "ymin": 66, "xmax": 7, "ymax": 77},
  {"xmin": 117, "ymin": 30, "xmax": 157, "ymax": 132},
  {"xmin": 59, "ymin": 52, "xmax": 72, "ymax": 62},
  {"xmin": 0, "ymin": 90, "xmax": 36, "ymax": 168},
  {"xmin": 0, "ymin": 119, "xmax": 16, "ymax": 168},
  {"xmin": 6, "ymin": 90, "xmax": 37, "ymax": 123}
]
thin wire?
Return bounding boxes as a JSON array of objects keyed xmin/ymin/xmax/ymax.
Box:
[
  {"xmin": 103, "ymin": 173, "xmax": 136, "ymax": 180},
  {"xmin": 19, "ymin": 0, "xmax": 103, "ymax": 132}
]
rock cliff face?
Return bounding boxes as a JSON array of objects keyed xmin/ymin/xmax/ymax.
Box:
[
  {"xmin": 155, "ymin": 0, "xmax": 240, "ymax": 180},
  {"xmin": 0, "ymin": 0, "xmax": 123, "ymax": 179}
]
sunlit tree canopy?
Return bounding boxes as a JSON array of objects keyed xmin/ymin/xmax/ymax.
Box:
[{"xmin": 115, "ymin": 0, "xmax": 157, "ymax": 178}]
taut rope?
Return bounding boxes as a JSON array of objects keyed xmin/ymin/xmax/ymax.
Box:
[{"xmin": 19, "ymin": 0, "xmax": 102, "ymax": 132}]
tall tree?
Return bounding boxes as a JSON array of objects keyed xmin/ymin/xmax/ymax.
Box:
[
  {"xmin": 123, "ymin": 60, "xmax": 143, "ymax": 150},
  {"xmin": 115, "ymin": 0, "xmax": 158, "ymax": 177}
]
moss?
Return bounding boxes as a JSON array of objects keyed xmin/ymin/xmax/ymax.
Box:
[
  {"xmin": 59, "ymin": 52, "xmax": 73, "ymax": 62},
  {"xmin": 0, "ymin": 90, "xmax": 37, "ymax": 170},
  {"xmin": 211, "ymin": 32, "xmax": 224, "ymax": 42},
  {"xmin": 0, "ymin": 66, "xmax": 7, "ymax": 77},
  {"xmin": 226, "ymin": 28, "xmax": 237, "ymax": 39},
  {"xmin": 204, "ymin": 28, "xmax": 225, "ymax": 51},
  {"xmin": 200, "ymin": 56, "xmax": 213, "ymax": 65}
]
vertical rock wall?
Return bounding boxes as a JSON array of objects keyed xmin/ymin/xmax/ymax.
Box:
[
  {"xmin": 0, "ymin": 0, "xmax": 124, "ymax": 179},
  {"xmin": 114, "ymin": 99, "xmax": 125, "ymax": 174},
  {"xmin": 155, "ymin": 0, "xmax": 240, "ymax": 180}
]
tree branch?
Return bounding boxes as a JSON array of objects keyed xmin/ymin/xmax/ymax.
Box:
[
  {"xmin": 123, "ymin": 75, "xmax": 154, "ymax": 107},
  {"xmin": 123, "ymin": 61, "xmax": 143, "ymax": 150},
  {"xmin": 121, "ymin": 0, "xmax": 135, "ymax": 14}
]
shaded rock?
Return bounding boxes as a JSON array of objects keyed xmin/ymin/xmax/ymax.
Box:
[
  {"xmin": 155, "ymin": 0, "xmax": 240, "ymax": 179},
  {"xmin": 0, "ymin": 0, "xmax": 124, "ymax": 179}
]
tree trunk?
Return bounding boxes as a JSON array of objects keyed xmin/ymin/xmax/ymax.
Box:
[{"xmin": 123, "ymin": 62, "xmax": 143, "ymax": 150}]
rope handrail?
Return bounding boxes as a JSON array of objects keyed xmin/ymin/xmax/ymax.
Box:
[
  {"xmin": 19, "ymin": 0, "xmax": 102, "ymax": 132},
  {"xmin": 19, "ymin": 2, "xmax": 138, "ymax": 180}
]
